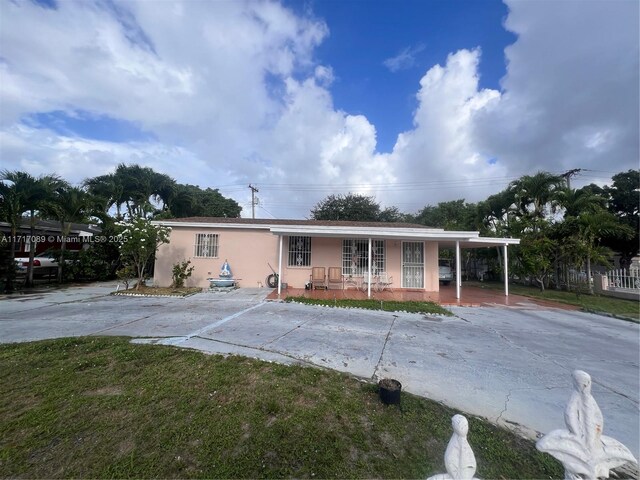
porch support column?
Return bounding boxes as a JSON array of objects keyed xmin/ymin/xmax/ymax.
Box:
[
  {"xmin": 367, "ymin": 237, "xmax": 372, "ymax": 298},
  {"xmin": 277, "ymin": 235, "xmax": 283, "ymax": 295},
  {"xmin": 503, "ymin": 244, "xmax": 509, "ymax": 296},
  {"xmin": 455, "ymin": 240, "xmax": 461, "ymax": 300}
]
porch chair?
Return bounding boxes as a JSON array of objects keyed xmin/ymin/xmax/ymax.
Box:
[
  {"xmin": 328, "ymin": 267, "xmax": 343, "ymax": 290},
  {"xmin": 311, "ymin": 267, "xmax": 327, "ymax": 290},
  {"xmin": 377, "ymin": 272, "xmax": 393, "ymax": 292}
]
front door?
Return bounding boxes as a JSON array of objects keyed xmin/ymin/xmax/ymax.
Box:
[{"xmin": 402, "ymin": 242, "xmax": 424, "ymax": 288}]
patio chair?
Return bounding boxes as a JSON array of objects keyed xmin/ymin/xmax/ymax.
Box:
[
  {"xmin": 377, "ymin": 272, "xmax": 393, "ymax": 292},
  {"xmin": 360, "ymin": 271, "xmax": 376, "ymax": 293},
  {"xmin": 328, "ymin": 267, "xmax": 343, "ymax": 290},
  {"xmin": 311, "ymin": 267, "xmax": 327, "ymax": 290}
]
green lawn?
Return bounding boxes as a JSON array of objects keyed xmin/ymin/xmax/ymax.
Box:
[
  {"xmin": 0, "ymin": 337, "xmax": 561, "ymax": 479},
  {"xmin": 469, "ymin": 281, "xmax": 639, "ymax": 321},
  {"xmin": 285, "ymin": 296, "xmax": 452, "ymax": 316}
]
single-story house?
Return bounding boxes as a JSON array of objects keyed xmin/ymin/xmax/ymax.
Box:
[{"xmin": 153, "ymin": 217, "xmax": 520, "ymax": 299}]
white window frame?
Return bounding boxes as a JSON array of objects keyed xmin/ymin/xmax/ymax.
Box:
[
  {"xmin": 194, "ymin": 233, "xmax": 219, "ymax": 258},
  {"xmin": 342, "ymin": 239, "xmax": 385, "ymax": 276},
  {"xmin": 288, "ymin": 236, "xmax": 312, "ymax": 267}
]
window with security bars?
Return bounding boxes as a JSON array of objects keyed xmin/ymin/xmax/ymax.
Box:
[
  {"xmin": 194, "ymin": 233, "xmax": 219, "ymax": 258},
  {"xmin": 342, "ymin": 239, "xmax": 385, "ymax": 276},
  {"xmin": 288, "ymin": 236, "xmax": 311, "ymax": 267}
]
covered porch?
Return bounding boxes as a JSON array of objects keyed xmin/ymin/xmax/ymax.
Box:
[{"xmin": 270, "ymin": 224, "xmax": 520, "ymax": 302}]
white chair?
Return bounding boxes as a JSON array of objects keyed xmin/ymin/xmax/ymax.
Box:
[{"xmin": 376, "ymin": 272, "xmax": 393, "ymax": 292}]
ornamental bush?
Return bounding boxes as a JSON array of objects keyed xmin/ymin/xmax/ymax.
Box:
[
  {"xmin": 115, "ymin": 217, "xmax": 171, "ymax": 290},
  {"xmin": 171, "ymin": 259, "xmax": 194, "ymax": 288}
]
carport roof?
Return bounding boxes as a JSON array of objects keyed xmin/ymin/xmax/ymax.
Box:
[{"xmin": 156, "ymin": 217, "xmax": 520, "ymax": 247}]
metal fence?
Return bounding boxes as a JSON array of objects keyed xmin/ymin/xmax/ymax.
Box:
[{"xmin": 606, "ymin": 269, "xmax": 640, "ymax": 291}]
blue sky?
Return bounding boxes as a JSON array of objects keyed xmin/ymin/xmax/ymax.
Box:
[
  {"xmin": 304, "ymin": 0, "xmax": 516, "ymax": 152},
  {"xmin": 0, "ymin": 0, "xmax": 638, "ymax": 218}
]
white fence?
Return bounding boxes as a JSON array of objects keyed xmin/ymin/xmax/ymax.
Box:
[{"xmin": 606, "ymin": 269, "xmax": 640, "ymax": 292}]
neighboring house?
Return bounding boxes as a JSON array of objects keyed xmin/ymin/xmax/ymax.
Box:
[
  {"xmin": 0, "ymin": 220, "xmax": 101, "ymax": 255},
  {"xmin": 153, "ymin": 217, "xmax": 520, "ymax": 299}
]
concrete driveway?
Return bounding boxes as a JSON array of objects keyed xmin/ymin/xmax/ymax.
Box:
[{"xmin": 1, "ymin": 282, "xmax": 638, "ymax": 458}]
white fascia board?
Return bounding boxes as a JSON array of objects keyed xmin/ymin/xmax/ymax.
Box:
[
  {"xmin": 465, "ymin": 237, "xmax": 521, "ymax": 246},
  {"xmin": 269, "ymin": 225, "xmax": 480, "ymax": 241},
  {"xmin": 152, "ymin": 221, "xmax": 272, "ymax": 230}
]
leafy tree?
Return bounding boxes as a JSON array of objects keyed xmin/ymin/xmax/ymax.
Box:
[
  {"xmin": 85, "ymin": 172, "xmax": 126, "ymax": 220},
  {"xmin": 413, "ymin": 199, "xmax": 478, "ymax": 231},
  {"xmin": 42, "ymin": 184, "xmax": 91, "ymax": 282},
  {"xmin": 507, "ymin": 171, "xmax": 564, "ymax": 235},
  {"xmin": 601, "ymin": 170, "xmax": 639, "ymax": 269},
  {"xmin": 115, "ymin": 217, "xmax": 171, "ymax": 290},
  {"xmin": 311, "ymin": 193, "xmax": 381, "ymax": 221},
  {"xmin": 0, "ymin": 171, "xmax": 63, "ymax": 288},
  {"xmin": 512, "ymin": 234, "xmax": 556, "ymax": 291}
]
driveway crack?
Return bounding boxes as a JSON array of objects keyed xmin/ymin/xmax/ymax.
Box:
[{"xmin": 371, "ymin": 314, "xmax": 399, "ymax": 381}]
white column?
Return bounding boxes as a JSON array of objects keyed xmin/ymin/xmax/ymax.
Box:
[
  {"xmin": 455, "ymin": 241, "xmax": 461, "ymax": 300},
  {"xmin": 277, "ymin": 235, "xmax": 283, "ymax": 295},
  {"xmin": 367, "ymin": 237, "xmax": 372, "ymax": 298},
  {"xmin": 503, "ymin": 244, "xmax": 509, "ymax": 296}
]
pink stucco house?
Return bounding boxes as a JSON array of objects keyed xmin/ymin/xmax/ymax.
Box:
[{"xmin": 152, "ymin": 217, "xmax": 519, "ymax": 299}]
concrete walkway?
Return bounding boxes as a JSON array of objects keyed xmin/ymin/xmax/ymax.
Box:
[{"xmin": 1, "ymin": 283, "xmax": 638, "ymax": 457}]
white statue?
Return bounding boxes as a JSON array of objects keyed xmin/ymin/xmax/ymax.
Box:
[
  {"xmin": 427, "ymin": 414, "xmax": 480, "ymax": 480},
  {"xmin": 536, "ymin": 370, "xmax": 637, "ymax": 479},
  {"xmin": 220, "ymin": 260, "xmax": 231, "ymax": 278}
]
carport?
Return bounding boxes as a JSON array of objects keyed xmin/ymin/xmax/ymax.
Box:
[{"xmin": 269, "ymin": 223, "xmax": 520, "ymax": 301}]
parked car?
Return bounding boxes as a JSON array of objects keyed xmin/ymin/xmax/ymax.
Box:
[
  {"xmin": 439, "ymin": 259, "xmax": 453, "ymax": 285},
  {"xmin": 14, "ymin": 251, "xmax": 63, "ymax": 277}
]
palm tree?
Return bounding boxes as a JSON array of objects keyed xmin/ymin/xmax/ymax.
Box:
[
  {"xmin": 0, "ymin": 171, "xmax": 63, "ymax": 288},
  {"xmin": 573, "ymin": 211, "xmax": 632, "ymax": 294},
  {"xmin": 0, "ymin": 172, "xmax": 28, "ymax": 291},
  {"xmin": 557, "ymin": 186, "xmax": 606, "ymax": 219},
  {"xmin": 508, "ymin": 172, "xmax": 563, "ymax": 230},
  {"xmin": 85, "ymin": 173, "xmax": 126, "ymax": 220},
  {"xmin": 44, "ymin": 184, "xmax": 90, "ymax": 282}
]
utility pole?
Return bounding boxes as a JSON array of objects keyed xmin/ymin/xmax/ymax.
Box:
[
  {"xmin": 248, "ymin": 184, "xmax": 259, "ymax": 219},
  {"xmin": 560, "ymin": 168, "xmax": 582, "ymax": 190}
]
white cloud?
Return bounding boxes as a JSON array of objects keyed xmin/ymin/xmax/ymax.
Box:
[
  {"xmin": 473, "ymin": 0, "xmax": 639, "ymax": 183},
  {"xmin": 0, "ymin": 0, "xmax": 637, "ymax": 218},
  {"xmin": 383, "ymin": 44, "xmax": 426, "ymax": 72}
]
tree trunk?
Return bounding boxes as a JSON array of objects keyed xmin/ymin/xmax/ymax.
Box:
[
  {"xmin": 6, "ymin": 224, "xmax": 17, "ymax": 292},
  {"xmin": 57, "ymin": 220, "xmax": 67, "ymax": 283},
  {"xmin": 586, "ymin": 255, "xmax": 593, "ymax": 295},
  {"xmin": 553, "ymin": 249, "xmax": 560, "ymax": 290},
  {"xmin": 26, "ymin": 210, "xmax": 36, "ymax": 288}
]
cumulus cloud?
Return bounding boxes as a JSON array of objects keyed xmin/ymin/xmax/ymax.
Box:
[
  {"xmin": 473, "ymin": 0, "xmax": 639, "ymax": 185},
  {"xmin": 0, "ymin": 0, "xmax": 637, "ymax": 218},
  {"xmin": 383, "ymin": 44, "xmax": 426, "ymax": 72}
]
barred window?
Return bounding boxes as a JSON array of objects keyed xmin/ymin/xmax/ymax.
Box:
[
  {"xmin": 194, "ymin": 233, "xmax": 219, "ymax": 258},
  {"xmin": 288, "ymin": 236, "xmax": 311, "ymax": 267},
  {"xmin": 342, "ymin": 239, "xmax": 385, "ymax": 276}
]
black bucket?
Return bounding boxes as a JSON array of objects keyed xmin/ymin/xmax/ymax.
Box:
[{"xmin": 378, "ymin": 378, "xmax": 402, "ymax": 405}]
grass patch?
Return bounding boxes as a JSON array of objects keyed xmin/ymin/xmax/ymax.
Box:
[
  {"xmin": 0, "ymin": 337, "xmax": 560, "ymax": 479},
  {"xmin": 470, "ymin": 281, "xmax": 639, "ymax": 321},
  {"xmin": 113, "ymin": 286, "xmax": 202, "ymax": 297},
  {"xmin": 285, "ymin": 296, "xmax": 452, "ymax": 316}
]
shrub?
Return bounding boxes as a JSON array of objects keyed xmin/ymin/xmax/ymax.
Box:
[{"xmin": 171, "ymin": 259, "xmax": 194, "ymax": 288}]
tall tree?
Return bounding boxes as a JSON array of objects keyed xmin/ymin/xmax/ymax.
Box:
[
  {"xmin": 0, "ymin": 171, "xmax": 63, "ymax": 287},
  {"xmin": 413, "ymin": 199, "xmax": 478, "ymax": 231},
  {"xmin": 43, "ymin": 185, "xmax": 91, "ymax": 282},
  {"xmin": 311, "ymin": 193, "xmax": 381, "ymax": 221},
  {"xmin": 508, "ymin": 171, "xmax": 563, "ymax": 231},
  {"xmin": 602, "ymin": 170, "xmax": 639, "ymax": 269}
]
